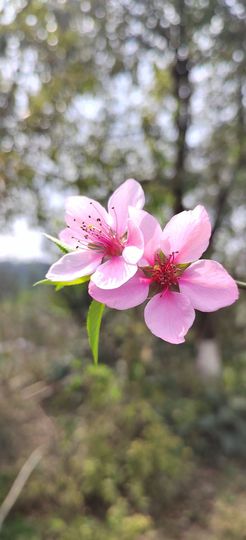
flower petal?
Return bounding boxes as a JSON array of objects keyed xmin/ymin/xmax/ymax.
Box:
[
  {"xmin": 122, "ymin": 218, "xmax": 144, "ymax": 264},
  {"xmin": 108, "ymin": 179, "xmax": 145, "ymax": 236},
  {"xmin": 161, "ymin": 205, "xmax": 211, "ymax": 263},
  {"xmin": 65, "ymin": 196, "xmax": 111, "ymax": 231},
  {"xmin": 144, "ymin": 291, "xmax": 195, "ymax": 344},
  {"xmin": 128, "ymin": 207, "xmax": 162, "ymax": 265},
  {"xmin": 46, "ymin": 250, "xmax": 102, "ymax": 282},
  {"xmin": 91, "ymin": 256, "xmax": 137, "ymax": 289},
  {"xmin": 179, "ymin": 259, "xmax": 239, "ymax": 312},
  {"xmin": 89, "ymin": 272, "xmax": 150, "ymax": 310},
  {"xmin": 59, "ymin": 227, "xmax": 81, "ymax": 249}
]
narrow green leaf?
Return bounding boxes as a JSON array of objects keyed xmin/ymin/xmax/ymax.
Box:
[
  {"xmin": 53, "ymin": 275, "xmax": 91, "ymax": 290},
  {"xmin": 33, "ymin": 279, "xmax": 51, "ymax": 287},
  {"xmin": 43, "ymin": 233, "xmax": 71, "ymax": 254},
  {"xmin": 86, "ymin": 300, "xmax": 105, "ymax": 365},
  {"xmin": 33, "ymin": 276, "xmax": 90, "ymax": 288}
]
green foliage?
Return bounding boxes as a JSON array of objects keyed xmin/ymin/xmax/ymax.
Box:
[
  {"xmin": 0, "ymin": 517, "xmax": 40, "ymax": 540},
  {"xmin": 0, "ymin": 288, "xmax": 245, "ymax": 539},
  {"xmin": 19, "ymin": 363, "xmax": 192, "ymax": 539},
  {"xmin": 81, "ymin": 364, "xmax": 122, "ymax": 407},
  {"xmin": 46, "ymin": 509, "xmax": 152, "ymax": 540},
  {"xmin": 86, "ymin": 300, "xmax": 105, "ymax": 364},
  {"xmin": 147, "ymin": 353, "xmax": 246, "ymax": 462}
]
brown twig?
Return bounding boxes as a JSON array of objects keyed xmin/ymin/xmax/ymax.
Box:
[
  {"xmin": 236, "ymin": 280, "xmax": 246, "ymax": 291},
  {"xmin": 0, "ymin": 447, "xmax": 43, "ymax": 531}
]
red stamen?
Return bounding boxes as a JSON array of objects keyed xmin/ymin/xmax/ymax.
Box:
[{"xmin": 151, "ymin": 252, "xmax": 179, "ymax": 289}]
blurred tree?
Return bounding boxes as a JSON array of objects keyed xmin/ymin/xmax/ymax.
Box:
[
  {"xmin": 0, "ymin": 0, "xmax": 245, "ymax": 367},
  {"xmin": 1, "ymin": 0, "xmax": 245, "ymax": 223}
]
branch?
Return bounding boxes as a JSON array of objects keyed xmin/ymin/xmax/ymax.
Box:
[
  {"xmin": 0, "ymin": 447, "xmax": 43, "ymax": 531},
  {"xmin": 236, "ymin": 280, "xmax": 246, "ymax": 291},
  {"xmin": 210, "ymin": 183, "xmax": 232, "ymax": 243},
  {"xmin": 171, "ymin": 8, "xmax": 191, "ymax": 214}
]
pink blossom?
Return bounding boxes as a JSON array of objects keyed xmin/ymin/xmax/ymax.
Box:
[
  {"xmin": 89, "ymin": 205, "xmax": 239, "ymax": 344},
  {"xmin": 46, "ymin": 179, "xmax": 144, "ymax": 289}
]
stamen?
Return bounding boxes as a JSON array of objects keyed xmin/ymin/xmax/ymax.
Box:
[
  {"xmin": 68, "ymin": 203, "xmax": 124, "ymax": 257},
  {"xmin": 151, "ymin": 252, "xmax": 180, "ymax": 289},
  {"xmin": 111, "ymin": 206, "xmax": 119, "ymax": 235},
  {"xmin": 89, "ymin": 200, "xmax": 108, "ymax": 223}
]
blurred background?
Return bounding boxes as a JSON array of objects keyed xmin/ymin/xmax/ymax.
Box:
[{"xmin": 0, "ymin": 0, "xmax": 246, "ymax": 539}]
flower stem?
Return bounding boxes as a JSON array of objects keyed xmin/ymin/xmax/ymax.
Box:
[{"xmin": 235, "ymin": 280, "xmax": 246, "ymax": 290}]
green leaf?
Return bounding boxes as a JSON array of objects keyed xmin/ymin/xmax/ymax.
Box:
[
  {"xmin": 54, "ymin": 275, "xmax": 91, "ymax": 290},
  {"xmin": 86, "ymin": 300, "xmax": 105, "ymax": 365},
  {"xmin": 43, "ymin": 233, "xmax": 72, "ymax": 254},
  {"xmin": 33, "ymin": 279, "xmax": 51, "ymax": 287},
  {"xmin": 33, "ymin": 276, "xmax": 90, "ymax": 288}
]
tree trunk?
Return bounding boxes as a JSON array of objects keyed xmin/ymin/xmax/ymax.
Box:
[
  {"xmin": 196, "ymin": 313, "xmax": 222, "ymax": 378},
  {"xmin": 196, "ymin": 78, "xmax": 244, "ymax": 378},
  {"xmin": 171, "ymin": 7, "xmax": 191, "ymax": 215}
]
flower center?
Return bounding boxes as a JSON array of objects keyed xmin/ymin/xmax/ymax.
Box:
[
  {"xmin": 68, "ymin": 203, "xmax": 125, "ymax": 257},
  {"xmin": 142, "ymin": 252, "xmax": 191, "ymax": 294},
  {"xmin": 152, "ymin": 252, "xmax": 179, "ymax": 288}
]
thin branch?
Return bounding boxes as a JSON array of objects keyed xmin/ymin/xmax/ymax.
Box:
[
  {"xmin": 0, "ymin": 447, "xmax": 43, "ymax": 531},
  {"xmin": 236, "ymin": 280, "xmax": 246, "ymax": 291}
]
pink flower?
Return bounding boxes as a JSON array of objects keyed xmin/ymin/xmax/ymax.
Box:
[
  {"xmin": 46, "ymin": 179, "xmax": 145, "ymax": 289},
  {"xmin": 89, "ymin": 205, "xmax": 239, "ymax": 344}
]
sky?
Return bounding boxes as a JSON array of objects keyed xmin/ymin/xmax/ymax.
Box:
[{"xmin": 0, "ymin": 218, "xmax": 46, "ymax": 261}]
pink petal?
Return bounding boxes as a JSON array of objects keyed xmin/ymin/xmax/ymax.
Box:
[
  {"xmin": 161, "ymin": 205, "xmax": 211, "ymax": 263},
  {"xmin": 65, "ymin": 196, "xmax": 111, "ymax": 231},
  {"xmin": 46, "ymin": 250, "xmax": 102, "ymax": 282},
  {"xmin": 128, "ymin": 207, "xmax": 162, "ymax": 265},
  {"xmin": 179, "ymin": 259, "xmax": 239, "ymax": 312},
  {"xmin": 122, "ymin": 218, "xmax": 144, "ymax": 264},
  {"xmin": 144, "ymin": 291, "xmax": 195, "ymax": 344},
  {"xmin": 59, "ymin": 228, "xmax": 80, "ymax": 249},
  {"xmin": 107, "ymin": 179, "xmax": 145, "ymax": 236},
  {"xmin": 91, "ymin": 255, "xmax": 137, "ymax": 289},
  {"xmin": 89, "ymin": 272, "xmax": 150, "ymax": 310}
]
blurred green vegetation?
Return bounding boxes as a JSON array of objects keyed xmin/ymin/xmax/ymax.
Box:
[{"xmin": 0, "ymin": 277, "xmax": 245, "ymax": 539}]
